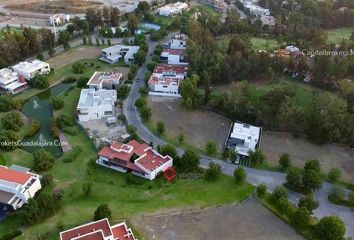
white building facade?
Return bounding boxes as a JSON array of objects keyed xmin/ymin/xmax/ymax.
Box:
[
  {"xmin": 12, "ymin": 60, "xmax": 50, "ymax": 80},
  {"xmin": 226, "ymin": 122, "xmax": 262, "ymax": 156},
  {"xmin": 0, "ymin": 68, "xmax": 28, "ymax": 94},
  {"xmin": 0, "ymin": 165, "xmax": 42, "ymax": 210},
  {"xmin": 100, "ymin": 45, "xmax": 140, "ymax": 64},
  {"xmin": 158, "ymin": 2, "xmax": 189, "ymax": 16},
  {"xmin": 76, "ymin": 89, "xmax": 117, "ymax": 122},
  {"xmin": 87, "ymin": 72, "xmax": 124, "ymax": 90}
]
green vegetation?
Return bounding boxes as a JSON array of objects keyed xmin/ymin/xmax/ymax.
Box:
[
  {"xmin": 0, "ymin": 79, "xmax": 254, "ymax": 239},
  {"xmin": 326, "ymin": 27, "xmax": 353, "ymax": 44}
]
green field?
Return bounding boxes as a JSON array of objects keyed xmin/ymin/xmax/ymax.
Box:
[
  {"xmin": 0, "ymin": 27, "xmax": 23, "ymax": 39},
  {"xmin": 326, "ymin": 27, "xmax": 353, "ymax": 44},
  {"xmin": 190, "ymin": 2, "xmax": 221, "ymax": 18},
  {"xmin": 217, "ymin": 37, "xmax": 279, "ymax": 52},
  {"xmin": 0, "ymin": 75, "xmax": 254, "ymax": 239}
]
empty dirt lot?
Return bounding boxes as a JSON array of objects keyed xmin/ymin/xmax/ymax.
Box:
[
  {"xmin": 47, "ymin": 47, "xmax": 101, "ymax": 69},
  {"xmin": 133, "ymin": 198, "xmax": 304, "ymax": 240},
  {"xmin": 147, "ymin": 96, "xmax": 231, "ymax": 151},
  {"xmin": 261, "ymin": 131, "xmax": 354, "ymax": 183}
]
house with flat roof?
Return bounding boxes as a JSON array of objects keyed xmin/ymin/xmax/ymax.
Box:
[
  {"xmin": 169, "ymin": 33, "xmax": 188, "ymax": 50},
  {"xmin": 0, "ymin": 68, "xmax": 28, "ymax": 94},
  {"xmin": 60, "ymin": 218, "xmax": 137, "ymax": 240},
  {"xmin": 12, "ymin": 60, "xmax": 50, "ymax": 80},
  {"xmin": 0, "ymin": 165, "xmax": 42, "ymax": 210},
  {"xmin": 100, "ymin": 45, "xmax": 140, "ymax": 64},
  {"xmin": 226, "ymin": 122, "xmax": 262, "ymax": 157},
  {"xmin": 160, "ymin": 49, "xmax": 186, "ymax": 65},
  {"xmin": 158, "ymin": 2, "xmax": 189, "ymax": 16},
  {"xmin": 148, "ymin": 65, "xmax": 188, "ymax": 97},
  {"xmin": 97, "ymin": 140, "xmax": 173, "ymax": 180},
  {"xmin": 87, "ymin": 72, "xmax": 124, "ymax": 90},
  {"xmin": 49, "ymin": 13, "xmax": 70, "ymax": 26},
  {"xmin": 76, "ymin": 88, "xmax": 117, "ymax": 122}
]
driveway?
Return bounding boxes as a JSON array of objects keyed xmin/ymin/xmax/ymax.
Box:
[{"xmin": 123, "ymin": 34, "xmax": 354, "ymax": 238}]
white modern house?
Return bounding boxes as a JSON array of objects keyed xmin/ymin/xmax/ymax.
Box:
[
  {"xmin": 226, "ymin": 122, "xmax": 262, "ymax": 157},
  {"xmin": 0, "ymin": 165, "xmax": 42, "ymax": 210},
  {"xmin": 60, "ymin": 218, "xmax": 137, "ymax": 240},
  {"xmin": 158, "ymin": 2, "xmax": 189, "ymax": 16},
  {"xmin": 76, "ymin": 88, "xmax": 117, "ymax": 122},
  {"xmin": 49, "ymin": 13, "xmax": 70, "ymax": 25},
  {"xmin": 97, "ymin": 140, "xmax": 173, "ymax": 181},
  {"xmin": 160, "ymin": 49, "xmax": 183, "ymax": 64},
  {"xmin": 12, "ymin": 60, "xmax": 50, "ymax": 80},
  {"xmin": 0, "ymin": 68, "xmax": 28, "ymax": 94},
  {"xmin": 170, "ymin": 34, "xmax": 188, "ymax": 50},
  {"xmin": 100, "ymin": 45, "xmax": 140, "ymax": 64},
  {"xmin": 148, "ymin": 64, "xmax": 188, "ymax": 97},
  {"xmin": 87, "ymin": 72, "xmax": 124, "ymax": 90}
]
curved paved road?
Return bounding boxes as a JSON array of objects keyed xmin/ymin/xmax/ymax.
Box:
[{"xmin": 123, "ymin": 35, "xmax": 354, "ymax": 238}]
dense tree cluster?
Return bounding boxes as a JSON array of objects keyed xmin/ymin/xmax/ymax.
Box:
[{"xmin": 0, "ymin": 27, "xmax": 54, "ymax": 68}]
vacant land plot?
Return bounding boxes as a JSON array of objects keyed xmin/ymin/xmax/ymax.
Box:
[
  {"xmin": 217, "ymin": 36, "xmax": 279, "ymax": 52},
  {"xmin": 147, "ymin": 96, "xmax": 231, "ymax": 151},
  {"xmin": 261, "ymin": 131, "xmax": 354, "ymax": 183},
  {"xmin": 47, "ymin": 47, "xmax": 102, "ymax": 69},
  {"xmin": 326, "ymin": 27, "xmax": 352, "ymax": 44},
  {"xmin": 133, "ymin": 198, "xmax": 304, "ymax": 240},
  {"xmin": 6, "ymin": 0, "xmax": 102, "ymax": 14}
]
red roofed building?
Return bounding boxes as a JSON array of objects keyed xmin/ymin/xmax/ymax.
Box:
[
  {"xmin": 60, "ymin": 218, "xmax": 137, "ymax": 240},
  {"xmin": 148, "ymin": 64, "xmax": 188, "ymax": 97},
  {"xmin": 97, "ymin": 140, "xmax": 173, "ymax": 180},
  {"xmin": 0, "ymin": 165, "xmax": 42, "ymax": 210}
]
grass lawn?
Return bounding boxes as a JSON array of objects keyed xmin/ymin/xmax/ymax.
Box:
[
  {"xmin": 326, "ymin": 27, "xmax": 353, "ymax": 44},
  {"xmin": 0, "ymin": 27, "xmax": 22, "ymax": 39},
  {"xmin": 217, "ymin": 37, "xmax": 279, "ymax": 52},
  {"xmin": 0, "ymin": 84, "xmax": 254, "ymax": 239},
  {"xmin": 190, "ymin": 2, "xmax": 221, "ymax": 18},
  {"xmin": 151, "ymin": 15, "xmax": 175, "ymax": 27}
]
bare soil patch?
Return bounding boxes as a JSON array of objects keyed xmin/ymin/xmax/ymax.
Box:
[
  {"xmin": 147, "ymin": 96, "xmax": 232, "ymax": 151},
  {"xmin": 261, "ymin": 131, "xmax": 354, "ymax": 183},
  {"xmin": 133, "ymin": 198, "xmax": 304, "ymax": 240},
  {"xmin": 47, "ymin": 47, "xmax": 102, "ymax": 69},
  {"xmin": 6, "ymin": 0, "xmax": 103, "ymax": 14}
]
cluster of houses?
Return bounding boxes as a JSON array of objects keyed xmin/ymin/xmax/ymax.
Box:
[
  {"xmin": 60, "ymin": 218, "xmax": 137, "ymax": 240},
  {"xmin": 0, "ymin": 60, "xmax": 50, "ymax": 95},
  {"xmin": 157, "ymin": 2, "xmax": 190, "ymax": 16},
  {"xmin": 240, "ymin": 0, "xmax": 275, "ymax": 27},
  {"xmin": 0, "ymin": 165, "xmax": 42, "ymax": 212},
  {"xmin": 148, "ymin": 33, "xmax": 188, "ymax": 97}
]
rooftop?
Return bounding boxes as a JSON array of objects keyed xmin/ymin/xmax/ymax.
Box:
[
  {"xmin": 60, "ymin": 219, "xmax": 112, "ymax": 240},
  {"xmin": 87, "ymin": 72, "xmax": 123, "ymax": 86},
  {"xmin": 162, "ymin": 49, "xmax": 183, "ymax": 56},
  {"xmin": 102, "ymin": 45, "xmax": 139, "ymax": 54},
  {"xmin": 153, "ymin": 64, "xmax": 188, "ymax": 75},
  {"xmin": 0, "ymin": 68, "xmax": 18, "ymax": 85},
  {"xmin": 148, "ymin": 76, "xmax": 181, "ymax": 86},
  {"xmin": 77, "ymin": 89, "xmax": 117, "ymax": 108},
  {"xmin": 12, "ymin": 60, "xmax": 49, "ymax": 72},
  {"xmin": 0, "ymin": 165, "xmax": 33, "ymax": 185}
]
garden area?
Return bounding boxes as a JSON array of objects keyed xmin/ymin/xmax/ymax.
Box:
[
  {"xmin": 0, "ymin": 79, "xmax": 254, "ymax": 239},
  {"xmin": 326, "ymin": 27, "xmax": 353, "ymax": 44}
]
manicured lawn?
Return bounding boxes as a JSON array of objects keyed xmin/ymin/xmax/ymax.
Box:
[
  {"xmin": 0, "ymin": 27, "xmax": 22, "ymax": 39},
  {"xmin": 0, "ymin": 85, "xmax": 254, "ymax": 239},
  {"xmin": 151, "ymin": 15, "xmax": 175, "ymax": 27},
  {"xmin": 217, "ymin": 37, "xmax": 279, "ymax": 52},
  {"xmin": 326, "ymin": 27, "xmax": 353, "ymax": 44},
  {"xmin": 0, "ymin": 149, "xmax": 33, "ymax": 168},
  {"xmin": 190, "ymin": 3, "xmax": 221, "ymax": 18}
]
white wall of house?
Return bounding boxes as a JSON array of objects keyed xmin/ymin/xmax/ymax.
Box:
[
  {"xmin": 12, "ymin": 61, "xmax": 50, "ymax": 80},
  {"xmin": 78, "ymin": 104, "xmax": 115, "ymax": 122},
  {"xmin": 170, "ymin": 39, "xmax": 187, "ymax": 50}
]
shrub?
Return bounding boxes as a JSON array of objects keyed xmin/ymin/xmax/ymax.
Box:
[
  {"xmin": 25, "ymin": 119, "xmax": 41, "ymax": 137},
  {"xmin": 278, "ymin": 153, "xmax": 291, "ymax": 171},
  {"xmin": 156, "ymin": 121, "xmax": 165, "ymax": 135},
  {"xmin": 41, "ymin": 174, "xmax": 53, "ymax": 187},
  {"xmin": 314, "ymin": 216, "xmax": 346, "ymax": 240},
  {"xmin": 284, "ymin": 168, "xmax": 303, "ymax": 192},
  {"xmin": 77, "ymin": 77, "xmax": 89, "ymax": 88},
  {"xmin": 248, "ymin": 149, "xmax": 266, "ymax": 167},
  {"xmin": 275, "ymin": 196, "xmax": 290, "ymax": 213},
  {"xmin": 56, "ymin": 114, "xmax": 74, "ymax": 128},
  {"xmin": 50, "ymin": 96, "xmax": 64, "ymax": 110},
  {"xmin": 205, "ymin": 141, "xmax": 217, "ymax": 156},
  {"xmin": 63, "ymin": 76, "xmax": 78, "ymax": 83},
  {"xmin": 0, "ymin": 95, "xmax": 16, "ymax": 112},
  {"xmin": 1, "ymin": 111, "xmax": 23, "ymax": 131},
  {"xmin": 256, "ymin": 184, "xmax": 267, "ymax": 198},
  {"xmin": 93, "ymin": 204, "xmax": 112, "ymax": 221},
  {"xmin": 233, "ymin": 167, "xmax": 246, "ymax": 183},
  {"xmin": 134, "ymin": 97, "xmax": 146, "ymax": 109},
  {"xmin": 62, "ymin": 126, "xmax": 78, "ymax": 135},
  {"xmin": 0, "ymin": 230, "xmax": 22, "ymax": 240},
  {"xmin": 139, "ymin": 106, "xmax": 151, "ymax": 121},
  {"xmin": 0, "ymin": 130, "xmax": 20, "ymax": 151},
  {"xmin": 205, "ymin": 162, "xmax": 222, "ymax": 182},
  {"xmin": 0, "ymin": 154, "xmax": 6, "ymax": 165},
  {"xmin": 82, "ymin": 182, "xmax": 93, "ymax": 195},
  {"xmin": 270, "ymin": 186, "xmax": 288, "ymax": 204},
  {"xmin": 49, "ymin": 118, "xmax": 59, "ymax": 138},
  {"xmin": 298, "ymin": 194, "xmax": 319, "ymax": 213},
  {"xmin": 33, "ymin": 149, "xmax": 55, "ymax": 172},
  {"xmin": 117, "ymin": 84, "xmax": 131, "ymax": 100},
  {"xmin": 72, "ymin": 62, "xmax": 85, "ymax": 74},
  {"xmin": 293, "ymin": 207, "xmax": 311, "ymax": 228},
  {"xmin": 328, "ymin": 167, "xmax": 342, "ymax": 183},
  {"xmin": 31, "ymin": 74, "xmax": 49, "ymax": 89}
]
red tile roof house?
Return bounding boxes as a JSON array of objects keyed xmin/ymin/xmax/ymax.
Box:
[
  {"xmin": 60, "ymin": 218, "xmax": 137, "ymax": 240},
  {"xmin": 97, "ymin": 140, "xmax": 173, "ymax": 180},
  {"xmin": 0, "ymin": 165, "xmax": 42, "ymax": 210}
]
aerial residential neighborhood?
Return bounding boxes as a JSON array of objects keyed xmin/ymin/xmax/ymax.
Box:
[{"xmin": 0, "ymin": 0, "xmax": 353, "ymax": 239}]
